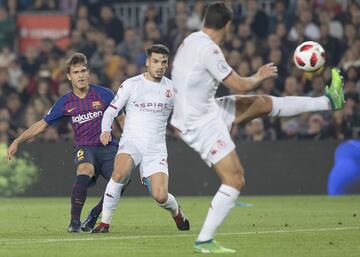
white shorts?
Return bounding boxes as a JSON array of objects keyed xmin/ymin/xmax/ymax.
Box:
[
  {"xmin": 178, "ymin": 95, "xmax": 236, "ymax": 166},
  {"xmin": 117, "ymin": 137, "xmax": 168, "ymax": 179}
]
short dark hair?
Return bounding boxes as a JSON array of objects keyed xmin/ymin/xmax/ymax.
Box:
[
  {"xmin": 204, "ymin": 2, "xmax": 233, "ymax": 30},
  {"xmin": 66, "ymin": 52, "xmax": 88, "ymax": 73},
  {"xmin": 146, "ymin": 44, "xmax": 170, "ymax": 57}
]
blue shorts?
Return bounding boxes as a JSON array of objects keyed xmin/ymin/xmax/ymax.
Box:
[{"xmin": 73, "ymin": 144, "xmax": 117, "ymax": 186}]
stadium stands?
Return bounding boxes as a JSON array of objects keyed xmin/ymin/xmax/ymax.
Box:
[{"xmin": 0, "ymin": 0, "xmax": 359, "ymax": 145}]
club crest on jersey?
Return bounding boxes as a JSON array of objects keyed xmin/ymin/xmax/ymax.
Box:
[
  {"xmin": 217, "ymin": 139, "xmax": 226, "ymax": 149},
  {"xmin": 165, "ymin": 89, "xmax": 172, "ymax": 98},
  {"xmin": 159, "ymin": 159, "xmax": 167, "ymax": 165},
  {"xmin": 210, "ymin": 139, "xmax": 226, "ymax": 156},
  {"xmin": 217, "ymin": 60, "xmax": 228, "ymax": 73},
  {"xmin": 92, "ymin": 101, "xmax": 101, "ymax": 109},
  {"xmin": 111, "ymin": 95, "xmax": 119, "ymax": 104}
]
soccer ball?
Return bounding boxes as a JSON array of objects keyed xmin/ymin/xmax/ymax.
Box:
[{"xmin": 293, "ymin": 41, "xmax": 326, "ymax": 72}]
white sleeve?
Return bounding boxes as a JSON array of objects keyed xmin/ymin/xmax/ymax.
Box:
[
  {"xmin": 200, "ymin": 43, "xmax": 233, "ymax": 82},
  {"xmin": 101, "ymin": 82, "xmax": 131, "ymax": 132}
]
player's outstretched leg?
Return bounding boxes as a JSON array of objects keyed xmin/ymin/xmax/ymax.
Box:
[
  {"xmin": 269, "ymin": 68, "xmax": 344, "ymax": 117},
  {"xmin": 147, "ymin": 173, "xmax": 190, "ymax": 231},
  {"xmin": 325, "ymin": 68, "xmax": 345, "ymax": 110},
  {"xmin": 233, "ymin": 68, "xmax": 344, "ymax": 124}
]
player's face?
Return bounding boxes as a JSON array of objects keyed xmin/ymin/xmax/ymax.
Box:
[
  {"xmin": 146, "ymin": 53, "xmax": 168, "ymax": 81},
  {"xmin": 67, "ymin": 64, "xmax": 90, "ymax": 90}
]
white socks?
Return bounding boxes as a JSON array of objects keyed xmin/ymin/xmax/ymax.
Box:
[
  {"xmin": 269, "ymin": 96, "xmax": 331, "ymax": 117},
  {"xmin": 197, "ymin": 184, "xmax": 240, "ymax": 242},
  {"xmin": 101, "ymin": 178, "xmax": 125, "ymax": 224},
  {"xmin": 158, "ymin": 193, "xmax": 179, "ymax": 217}
]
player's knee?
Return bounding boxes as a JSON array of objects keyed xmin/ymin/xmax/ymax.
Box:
[
  {"xmin": 111, "ymin": 169, "xmax": 127, "ymax": 182},
  {"xmin": 233, "ymin": 173, "xmax": 245, "ymax": 190},
  {"xmin": 77, "ymin": 169, "xmax": 94, "ymax": 177},
  {"xmin": 257, "ymin": 95, "xmax": 272, "ymax": 115},
  {"xmin": 224, "ymin": 170, "xmax": 245, "ymax": 190},
  {"xmin": 152, "ymin": 187, "xmax": 168, "ymax": 204},
  {"xmin": 77, "ymin": 163, "xmax": 94, "ymax": 176}
]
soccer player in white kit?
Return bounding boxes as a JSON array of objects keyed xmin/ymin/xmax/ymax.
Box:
[
  {"xmin": 171, "ymin": 2, "xmax": 344, "ymax": 253},
  {"xmin": 91, "ymin": 44, "xmax": 190, "ymax": 233}
]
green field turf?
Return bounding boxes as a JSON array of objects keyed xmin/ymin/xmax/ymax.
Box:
[{"xmin": 0, "ymin": 196, "xmax": 359, "ymax": 257}]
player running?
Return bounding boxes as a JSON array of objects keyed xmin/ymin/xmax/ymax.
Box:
[
  {"xmin": 171, "ymin": 2, "xmax": 345, "ymax": 253},
  {"xmin": 91, "ymin": 44, "xmax": 189, "ymax": 233},
  {"xmin": 7, "ymin": 52, "xmax": 128, "ymax": 232}
]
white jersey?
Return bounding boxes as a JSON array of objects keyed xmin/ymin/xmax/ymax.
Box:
[
  {"xmin": 102, "ymin": 74, "xmax": 173, "ymax": 145},
  {"xmin": 170, "ymin": 31, "xmax": 233, "ymax": 131}
]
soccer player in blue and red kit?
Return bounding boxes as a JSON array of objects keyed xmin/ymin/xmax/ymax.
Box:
[{"xmin": 7, "ymin": 52, "xmax": 127, "ymax": 232}]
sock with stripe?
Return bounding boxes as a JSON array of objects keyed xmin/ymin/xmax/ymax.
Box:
[
  {"xmin": 197, "ymin": 184, "xmax": 240, "ymax": 242},
  {"xmin": 101, "ymin": 178, "xmax": 125, "ymax": 225},
  {"xmin": 70, "ymin": 174, "xmax": 91, "ymax": 223},
  {"xmin": 269, "ymin": 96, "xmax": 330, "ymax": 117},
  {"xmin": 157, "ymin": 193, "xmax": 179, "ymax": 217}
]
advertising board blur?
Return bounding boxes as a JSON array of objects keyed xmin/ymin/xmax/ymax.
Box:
[{"xmin": 16, "ymin": 13, "xmax": 70, "ymax": 53}]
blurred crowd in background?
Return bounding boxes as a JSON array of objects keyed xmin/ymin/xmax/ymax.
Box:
[{"xmin": 0, "ymin": 0, "xmax": 359, "ymax": 145}]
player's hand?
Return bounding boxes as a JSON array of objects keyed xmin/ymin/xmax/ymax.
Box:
[
  {"xmin": 256, "ymin": 63, "xmax": 278, "ymax": 81},
  {"xmin": 100, "ymin": 131, "xmax": 111, "ymax": 146},
  {"xmin": 7, "ymin": 141, "xmax": 18, "ymax": 161}
]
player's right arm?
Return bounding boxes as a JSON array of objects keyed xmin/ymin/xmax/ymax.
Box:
[
  {"xmin": 7, "ymin": 96, "xmax": 66, "ymax": 160},
  {"xmin": 100, "ymin": 82, "xmax": 131, "ymax": 145},
  {"xmin": 7, "ymin": 119, "xmax": 48, "ymax": 160}
]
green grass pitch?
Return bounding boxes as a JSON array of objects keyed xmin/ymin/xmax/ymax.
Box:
[{"xmin": 0, "ymin": 196, "xmax": 359, "ymax": 257}]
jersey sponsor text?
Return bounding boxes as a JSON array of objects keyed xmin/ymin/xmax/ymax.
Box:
[{"xmin": 72, "ymin": 111, "xmax": 103, "ymax": 124}]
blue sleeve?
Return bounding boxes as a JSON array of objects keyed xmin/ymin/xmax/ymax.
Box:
[
  {"xmin": 43, "ymin": 97, "xmax": 66, "ymax": 126},
  {"xmin": 103, "ymin": 88, "xmax": 116, "ymax": 107},
  {"xmin": 100, "ymin": 87, "xmax": 124, "ymax": 115}
]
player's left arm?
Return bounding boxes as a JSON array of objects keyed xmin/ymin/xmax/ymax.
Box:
[
  {"xmin": 201, "ymin": 44, "xmax": 277, "ymax": 93},
  {"xmin": 223, "ymin": 63, "xmax": 278, "ymax": 93}
]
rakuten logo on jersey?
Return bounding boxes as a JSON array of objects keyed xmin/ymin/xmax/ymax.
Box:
[{"xmin": 72, "ymin": 111, "xmax": 103, "ymax": 124}]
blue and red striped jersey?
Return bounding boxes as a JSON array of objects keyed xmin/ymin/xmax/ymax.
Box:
[{"xmin": 44, "ymin": 84, "xmax": 119, "ymax": 147}]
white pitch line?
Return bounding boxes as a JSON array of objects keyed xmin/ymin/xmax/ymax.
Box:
[{"xmin": 0, "ymin": 226, "xmax": 358, "ymax": 245}]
